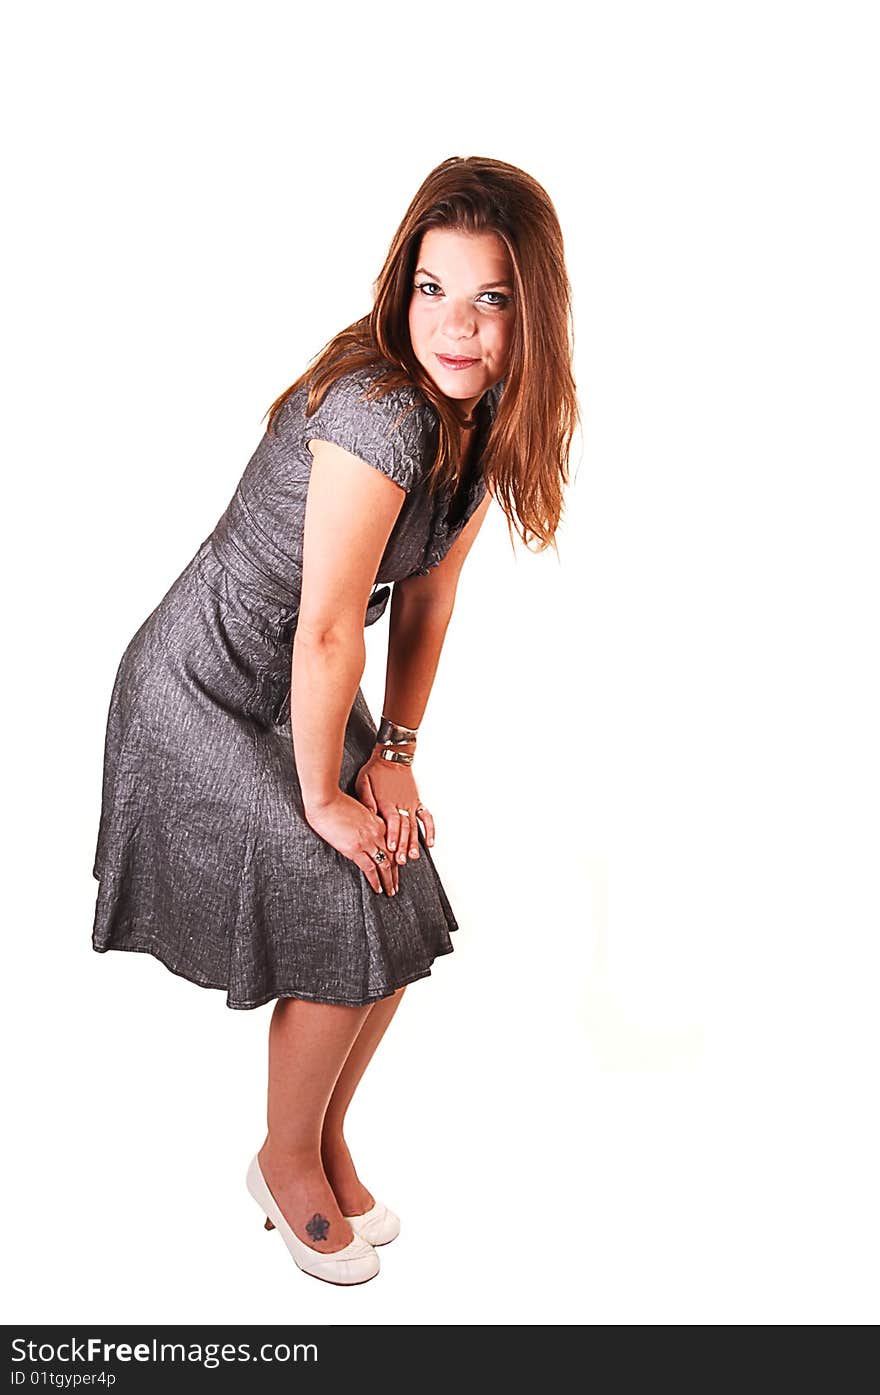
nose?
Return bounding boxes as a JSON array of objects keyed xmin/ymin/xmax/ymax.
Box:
[{"xmin": 440, "ymin": 301, "xmax": 477, "ymax": 341}]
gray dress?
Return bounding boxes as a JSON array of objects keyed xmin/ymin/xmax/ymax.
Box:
[{"xmin": 91, "ymin": 364, "xmax": 501, "ymax": 1010}]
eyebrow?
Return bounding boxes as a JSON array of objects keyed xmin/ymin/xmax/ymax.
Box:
[{"xmin": 414, "ymin": 267, "xmax": 514, "ymax": 292}]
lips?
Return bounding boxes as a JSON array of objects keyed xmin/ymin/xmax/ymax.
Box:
[{"xmin": 437, "ymin": 353, "xmax": 479, "ymax": 366}]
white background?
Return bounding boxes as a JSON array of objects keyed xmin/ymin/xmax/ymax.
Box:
[{"xmin": 2, "ymin": 0, "xmax": 878, "ymax": 1325}]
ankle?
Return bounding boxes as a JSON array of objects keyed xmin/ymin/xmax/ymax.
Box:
[
  {"xmin": 320, "ymin": 1129, "xmax": 350, "ymax": 1164},
  {"xmin": 260, "ymin": 1139, "xmax": 322, "ymax": 1175}
]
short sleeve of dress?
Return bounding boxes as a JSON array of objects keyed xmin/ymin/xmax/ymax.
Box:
[{"xmin": 300, "ymin": 368, "xmax": 427, "ymax": 494}]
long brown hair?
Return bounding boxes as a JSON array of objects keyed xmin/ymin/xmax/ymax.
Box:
[{"xmin": 264, "ymin": 156, "xmax": 579, "ymax": 553}]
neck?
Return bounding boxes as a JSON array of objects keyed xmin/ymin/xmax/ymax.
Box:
[{"xmin": 458, "ymin": 423, "xmax": 480, "ymax": 471}]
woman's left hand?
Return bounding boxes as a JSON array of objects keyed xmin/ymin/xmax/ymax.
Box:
[{"xmin": 353, "ymin": 750, "xmax": 436, "ymax": 870}]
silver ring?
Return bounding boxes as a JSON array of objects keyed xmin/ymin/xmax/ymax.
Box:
[
  {"xmin": 372, "ymin": 848, "xmax": 387, "ymax": 864},
  {"xmin": 396, "ymin": 808, "xmax": 411, "ymax": 817}
]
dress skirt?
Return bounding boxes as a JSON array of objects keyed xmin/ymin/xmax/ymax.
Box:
[{"xmin": 91, "ymin": 538, "xmax": 459, "ymax": 1010}]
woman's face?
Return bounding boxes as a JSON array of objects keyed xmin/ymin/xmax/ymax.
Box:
[{"xmin": 408, "ymin": 227, "xmax": 515, "ymax": 416}]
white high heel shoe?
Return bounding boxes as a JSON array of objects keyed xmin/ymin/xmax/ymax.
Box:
[
  {"xmin": 246, "ymin": 1155, "xmax": 380, "ymax": 1286},
  {"xmin": 343, "ymin": 1199, "xmax": 401, "ymax": 1246}
]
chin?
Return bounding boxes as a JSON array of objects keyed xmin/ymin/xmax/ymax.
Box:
[{"xmin": 417, "ymin": 361, "xmax": 490, "ymax": 398}]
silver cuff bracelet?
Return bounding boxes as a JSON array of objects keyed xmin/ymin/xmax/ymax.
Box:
[
  {"xmin": 377, "ymin": 715, "xmax": 419, "ymax": 746},
  {"xmin": 378, "ymin": 748, "xmax": 414, "ymax": 765}
]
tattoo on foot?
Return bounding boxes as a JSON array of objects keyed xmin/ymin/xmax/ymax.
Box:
[{"xmin": 306, "ymin": 1213, "xmax": 331, "ymax": 1243}]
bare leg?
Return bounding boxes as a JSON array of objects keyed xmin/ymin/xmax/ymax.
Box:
[
  {"xmin": 257, "ymin": 996, "xmax": 372, "ymax": 1254},
  {"xmin": 321, "ymin": 986, "xmax": 407, "ymax": 1215}
]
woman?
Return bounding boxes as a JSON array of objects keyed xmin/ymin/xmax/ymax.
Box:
[{"xmin": 91, "ymin": 155, "xmax": 578, "ymax": 1286}]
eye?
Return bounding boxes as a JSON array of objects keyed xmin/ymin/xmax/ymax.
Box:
[{"xmin": 413, "ymin": 282, "xmax": 512, "ymax": 309}]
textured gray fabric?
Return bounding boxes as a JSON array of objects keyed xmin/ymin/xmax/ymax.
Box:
[{"xmin": 91, "ymin": 365, "xmax": 501, "ymax": 1010}]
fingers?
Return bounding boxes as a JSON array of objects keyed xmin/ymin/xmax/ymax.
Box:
[
  {"xmin": 391, "ymin": 806, "xmax": 418, "ymax": 862},
  {"xmin": 376, "ymin": 813, "xmax": 400, "ymax": 890},
  {"xmin": 381, "ymin": 804, "xmax": 434, "ymax": 865},
  {"xmin": 382, "ymin": 805, "xmax": 418, "ymax": 866},
  {"xmin": 390, "ymin": 841, "xmax": 399, "ymax": 893},
  {"xmin": 356, "ymin": 771, "xmax": 379, "ymax": 815},
  {"xmin": 374, "ymin": 838, "xmax": 396, "ymax": 896},
  {"xmin": 405, "ymin": 809, "xmax": 420, "ymax": 861},
  {"xmin": 394, "ymin": 811, "xmax": 410, "ymax": 866},
  {"xmin": 369, "ymin": 813, "xmax": 397, "ymax": 896},
  {"xmin": 385, "ymin": 809, "xmax": 403, "ymax": 860},
  {"xmin": 354, "ymin": 851, "xmax": 382, "ymax": 894},
  {"xmin": 353, "ymin": 805, "xmax": 435, "ymax": 895},
  {"xmin": 416, "ymin": 804, "xmax": 435, "ymax": 848},
  {"xmin": 352, "ymin": 786, "xmax": 397, "ymax": 893},
  {"xmin": 355, "ymin": 845, "xmax": 396, "ymax": 896}
]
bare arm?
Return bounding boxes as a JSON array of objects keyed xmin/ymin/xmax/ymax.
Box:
[
  {"xmin": 353, "ymin": 489, "xmax": 493, "ymax": 863},
  {"xmin": 377, "ymin": 488, "xmax": 493, "ymax": 752},
  {"xmin": 290, "ymin": 436, "xmax": 411, "ymax": 895}
]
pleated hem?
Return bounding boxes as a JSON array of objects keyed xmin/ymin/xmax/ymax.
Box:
[{"xmin": 90, "ymin": 933, "xmax": 456, "ymax": 1011}]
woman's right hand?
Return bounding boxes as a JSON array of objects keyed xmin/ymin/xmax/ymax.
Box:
[{"xmin": 304, "ymin": 791, "xmax": 399, "ymax": 896}]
